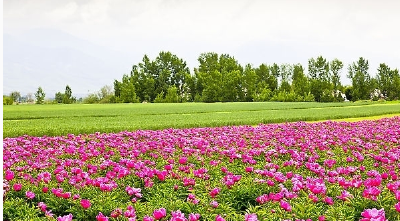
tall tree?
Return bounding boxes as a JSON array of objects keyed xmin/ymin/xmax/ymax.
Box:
[
  {"xmin": 292, "ymin": 64, "xmax": 309, "ymax": 96},
  {"xmin": 63, "ymin": 85, "xmax": 73, "ymax": 104},
  {"xmin": 119, "ymin": 74, "xmax": 139, "ymax": 103},
  {"xmin": 348, "ymin": 57, "xmax": 371, "ymax": 100},
  {"xmin": 35, "ymin": 87, "xmax": 45, "ymax": 104},
  {"xmin": 242, "ymin": 64, "xmax": 257, "ymax": 101},
  {"xmin": 9, "ymin": 91, "xmax": 21, "ymax": 103},
  {"xmin": 308, "ymin": 56, "xmax": 331, "ymax": 102},
  {"xmin": 330, "ymin": 59, "xmax": 343, "ymax": 91}
]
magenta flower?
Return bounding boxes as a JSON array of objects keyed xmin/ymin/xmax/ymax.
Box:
[
  {"xmin": 245, "ymin": 213, "xmax": 258, "ymax": 221},
  {"xmin": 210, "ymin": 200, "xmax": 219, "ymax": 208},
  {"xmin": 96, "ymin": 212, "xmax": 109, "ymax": 221},
  {"xmin": 280, "ymin": 200, "xmax": 292, "ymax": 212},
  {"xmin": 25, "ymin": 191, "xmax": 35, "ymax": 199},
  {"xmin": 5, "ymin": 170, "xmax": 14, "ymax": 181},
  {"xmin": 324, "ymin": 196, "xmax": 334, "ymax": 205},
  {"xmin": 13, "ymin": 183, "xmax": 22, "ymax": 191},
  {"xmin": 38, "ymin": 202, "xmax": 47, "ymax": 212},
  {"xmin": 57, "ymin": 214, "xmax": 73, "ymax": 221},
  {"xmin": 143, "ymin": 215, "xmax": 155, "ymax": 221},
  {"xmin": 318, "ymin": 215, "xmax": 326, "ymax": 221},
  {"xmin": 209, "ymin": 187, "xmax": 220, "ymax": 198},
  {"xmin": 360, "ymin": 208, "xmax": 386, "ymax": 221},
  {"xmin": 170, "ymin": 210, "xmax": 187, "ymax": 221},
  {"xmin": 153, "ymin": 208, "xmax": 166, "ymax": 220},
  {"xmin": 215, "ymin": 215, "xmax": 225, "ymax": 221},
  {"xmin": 188, "ymin": 213, "xmax": 200, "ymax": 221},
  {"xmin": 395, "ymin": 202, "xmax": 400, "ymax": 213},
  {"xmin": 80, "ymin": 199, "xmax": 91, "ymax": 209},
  {"xmin": 110, "ymin": 208, "xmax": 123, "ymax": 218},
  {"xmin": 178, "ymin": 157, "xmax": 187, "ymax": 164}
]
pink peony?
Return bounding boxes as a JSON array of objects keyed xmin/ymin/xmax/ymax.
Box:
[
  {"xmin": 245, "ymin": 213, "xmax": 258, "ymax": 221},
  {"xmin": 153, "ymin": 208, "xmax": 166, "ymax": 220},
  {"xmin": 38, "ymin": 202, "xmax": 47, "ymax": 212},
  {"xmin": 215, "ymin": 215, "xmax": 225, "ymax": 221},
  {"xmin": 57, "ymin": 214, "xmax": 73, "ymax": 221},
  {"xmin": 26, "ymin": 191, "xmax": 35, "ymax": 199},
  {"xmin": 395, "ymin": 202, "xmax": 400, "ymax": 213},
  {"xmin": 360, "ymin": 208, "xmax": 386, "ymax": 221},
  {"xmin": 188, "ymin": 213, "xmax": 200, "ymax": 221},
  {"xmin": 96, "ymin": 212, "xmax": 109, "ymax": 221},
  {"xmin": 143, "ymin": 215, "xmax": 154, "ymax": 221},
  {"xmin": 80, "ymin": 199, "xmax": 91, "ymax": 209},
  {"xmin": 13, "ymin": 183, "xmax": 22, "ymax": 191},
  {"xmin": 280, "ymin": 200, "xmax": 292, "ymax": 212}
]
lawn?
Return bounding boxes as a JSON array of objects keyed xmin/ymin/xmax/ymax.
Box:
[{"xmin": 3, "ymin": 101, "xmax": 400, "ymax": 138}]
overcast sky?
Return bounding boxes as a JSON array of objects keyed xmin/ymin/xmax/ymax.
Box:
[{"xmin": 3, "ymin": 0, "xmax": 400, "ymax": 96}]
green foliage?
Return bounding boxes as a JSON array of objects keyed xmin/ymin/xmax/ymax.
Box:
[
  {"xmin": 3, "ymin": 95, "xmax": 14, "ymax": 105},
  {"xmin": 165, "ymin": 86, "xmax": 180, "ymax": 103},
  {"xmin": 3, "ymin": 102, "xmax": 400, "ymax": 138},
  {"xmin": 34, "ymin": 87, "xmax": 46, "ymax": 104},
  {"xmin": 3, "ymin": 198, "xmax": 41, "ymax": 220},
  {"xmin": 10, "ymin": 91, "xmax": 21, "ymax": 103}
]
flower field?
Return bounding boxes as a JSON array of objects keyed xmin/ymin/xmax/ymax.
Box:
[{"xmin": 3, "ymin": 117, "xmax": 400, "ymax": 220}]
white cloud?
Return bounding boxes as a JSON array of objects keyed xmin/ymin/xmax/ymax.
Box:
[{"xmin": 3, "ymin": 0, "xmax": 400, "ymax": 94}]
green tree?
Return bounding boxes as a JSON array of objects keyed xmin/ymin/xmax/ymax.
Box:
[
  {"xmin": 3, "ymin": 96, "xmax": 14, "ymax": 105},
  {"xmin": 292, "ymin": 64, "xmax": 309, "ymax": 96},
  {"xmin": 34, "ymin": 87, "xmax": 45, "ymax": 104},
  {"xmin": 376, "ymin": 63, "xmax": 400, "ymax": 100},
  {"xmin": 196, "ymin": 52, "xmax": 243, "ymax": 102},
  {"xmin": 242, "ymin": 64, "xmax": 257, "ymax": 101},
  {"xmin": 63, "ymin": 85, "xmax": 73, "ymax": 104},
  {"xmin": 348, "ymin": 57, "xmax": 371, "ymax": 100},
  {"xmin": 120, "ymin": 74, "xmax": 139, "ymax": 103},
  {"xmin": 83, "ymin": 93, "xmax": 100, "ymax": 104},
  {"xmin": 165, "ymin": 86, "xmax": 179, "ymax": 103},
  {"xmin": 10, "ymin": 91, "xmax": 21, "ymax": 103},
  {"xmin": 55, "ymin": 92, "xmax": 64, "ymax": 103},
  {"xmin": 308, "ymin": 56, "xmax": 331, "ymax": 102},
  {"xmin": 330, "ymin": 59, "xmax": 343, "ymax": 91}
]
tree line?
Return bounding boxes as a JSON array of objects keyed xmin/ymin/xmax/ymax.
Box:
[
  {"xmin": 3, "ymin": 51, "xmax": 400, "ymax": 105},
  {"xmin": 110, "ymin": 51, "xmax": 399, "ymax": 103}
]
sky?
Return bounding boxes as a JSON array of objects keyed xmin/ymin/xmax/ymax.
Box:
[{"xmin": 3, "ymin": 0, "xmax": 400, "ymax": 98}]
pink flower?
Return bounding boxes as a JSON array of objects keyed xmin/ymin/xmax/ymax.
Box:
[
  {"xmin": 245, "ymin": 213, "xmax": 258, "ymax": 221},
  {"xmin": 360, "ymin": 208, "xmax": 386, "ymax": 221},
  {"xmin": 5, "ymin": 170, "xmax": 14, "ymax": 181},
  {"xmin": 280, "ymin": 200, "xmax": 292, "ymax": 212},
  {"xmin": 96, "ymin": 212, "xmax": 109, "ymax": 221},
  {"xmin": 395, "ymin": 202, "xmax": 400, "ymax": 213},
  {"xmin": 178, "ymin": 157, "xmax": 187, "ymax": 164},
  {"xmin": 80, "ymin": 199, "xmax": 91, "ymax": 209},
  {"xmin": 209, "ymin": 188, "xmax": 220, "ymax": 198},
  {"xmin": 42, "ymin": 186, "xmax": 49, "ymax": 193},
  {"xmin": 245, "ymin": 167, "xmax": 254, "ymax": 172},
  {"xmin": 188, "ymin": 213, "xmax": 200, "ymax": 221},
  {"xmin": 215, "ymin": 215, "xmax": 225, "ymax": 221},
  {"xmin": 170, "ymin": 210, "xmax": 187, "ymax": 221},
  {"xmin": 73, "ymin": 194, "xmax": 80, "ymax": 200},
  {"xmin": 318, "ymin": 215, "xmax": 326, "ymax": 221},
  {"xmin": 26, "ymin": 191, "xmax": 35, "ymax": 199},
  {"xmin": 324, "ymin": 196, "xmax": 334, "ymax": 205},
  {"xmin": 153, "ymin": 208, "xmax": 166, "ymax": 220},
  {"xmin": 13, "ymin": 183, "xmax": 22, "ymax": 191},
  {"xmin": 210, "ymin": 200, "xmax": 219, "ymax": 208},
  {"xmin": 143, "ymin": 215, "xmax": 155, "ymax": 221},
  {"xmin": 110, "ymin": 208, "xmax": 123, "ymax": 218},
  {"xmin": 57, "ymin": 214, "xmax": 73, "ymax": 221},
  {"xmin": 38, "ymin": 202, "xmax": 47, "ymax": 212}
]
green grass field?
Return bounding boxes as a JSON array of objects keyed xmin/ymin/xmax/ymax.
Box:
[{"xmin": 3, "ymin": 101, "xmax": 400, "ymax": 138}]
